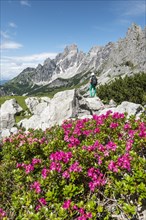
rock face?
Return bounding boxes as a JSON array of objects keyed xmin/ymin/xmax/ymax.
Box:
[
  {"xmin": 98, "ymin": 101, "xmax": 144, "ymax": 118},
  {"xmin": 0, "ymin": 113, "xmax": 15, "ymax": 130},
  {"xmin": 0, "ymin": 99, "xmax": 22, "ymax": 131},
  {"xmin": 1, "ymin": 23, "xmax": 145, "ymax": 96},
  {"xmin": 0, "ymin": 99, "xmax": 22, "ymax": 114},
  {"xmin": 18, "ymin": 90, "xmax": 77, "ymax": 130},
  {"xmin": 97, "ymin": 24, "xmax": 146, "ymax": 85},
  {"xmin": 25, "ymin": 97, "xmax": 51, "ymax": 114}
]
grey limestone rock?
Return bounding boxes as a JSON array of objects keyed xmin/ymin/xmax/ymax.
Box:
[{"xmin": 0, "ymin": 98, "xmax": 22, "ymax": 114}]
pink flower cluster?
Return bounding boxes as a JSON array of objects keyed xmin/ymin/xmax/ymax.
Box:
[
  {"xmin": 62, "ymin": 119, "xmax": 91, "ymax": 147},
  {"xmin": 49, "ymin": 151, "xmax": 72, "ymax": 173},
  {"xmin": 82, "ymin": 140, "xmax": 117, "ymax": 156},
  {"xmin": 92, "ymin": 114, "xmax": 106, "ymax": 125},
  {"xmin": 108, "ymin": 153, "xmax": 131, "ymax": 172},
  {"xmin": 62, "ymin": 161, "xmax": 82, "ymax": 179},
  {"xmin": 112, "ymin": 112, "xmax": 125, "ymax": 119},
  {"xmin": 126, "ymin": 139, "xmax": 133, "ymax": 151},
  {"xmin": 16, "ymin": 163, "xmax": 34, "ymax": 174},
  {"xmin": 30, "ymin": 181, "xmax": 41, "ymax": 194},
  {"xmin": 106, "ymin": 141, "xmax": 117, "ymax": 151},
  {"xmin": 117, "ymin": 153, "xmax": 131, "ymax": 171},
  {"xmin": 16, "ymin": 158, "xmax": 41, "ymax": 174},
  {"xmin": 0, "ymin": 208, "xmax": 6, "ymax": 218},
  {"xmin": 62, "ymin": 200, "xmax": 92, "ymax": 219},
  {"xmin": 87, "ymin": 167, "xmax": 106, "ymax": 191},
  {"xmin": 41, "ymin": 167, "xmax": 49, "ymax": 179},
  {"xmin": 139, "ymin": 122, "xmax": 146, "ymax": 137},
  {"xmin": 110, "ymin": 122, "xmax": 119, "ymax": 129},
  {"xmin": 36, "ymin": 197, "xmax": 47, "ymax": 211},
  {"xmin": 50, "ymin": 151, "xmax": 72, "ymax": 163},
  {"xmin": 7, "ymin": 131, "xmax": 48, "ymax": 147},
  {"xmin": 68, "ymin": 161, "xmax": 82, "ymax": 173},
  {"xmin": 68, "ymin": 136, "xmax": 81, "ymax": 148},
  {"xmin": 124, "ymin": 123, "xmax": 131, "ymax": 130},
  {"xmin": 62, "ymin": 199, "xmax": 71, "ymax": 209},
  {"xmin": 108, "ymin": 161, "xmax": 118, "ymax": 173},
  {"xmin": 49, "ymin": 161, "xmax": 62, "ymax": 173},
  {"xmin": 42, "ymin": 152, "xmax": 81, "ymax": 179}
]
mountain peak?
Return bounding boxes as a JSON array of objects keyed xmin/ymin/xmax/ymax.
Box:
[
  {"xmin": 64, "ymin": 44, "xmax": 78, "ymax": 53},
  {"xmin": 126, "ymin": 23, "xmax": 142, "ymax": 37}
]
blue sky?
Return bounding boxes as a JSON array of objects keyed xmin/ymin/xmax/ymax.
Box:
[{"xmin": 0, "ymin": 0, "xmax": 146, "ymax": 80}]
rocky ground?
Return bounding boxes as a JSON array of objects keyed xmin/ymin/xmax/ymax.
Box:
[{"xmin": 0, "ymin": 89, "xmax": 145, "ymax": 139}]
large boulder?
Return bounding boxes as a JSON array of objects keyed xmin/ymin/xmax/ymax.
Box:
[
  {"xmin": 77, "ymin": 96, "xmax": 105, "ymax": 117},
  {"xmin": 25, "ymin": 97, "xmax": 40, "ymax": 114},
  {"xmin": 0, "ymin": 99, "xmax": 22, "ymax": 138},
  {"xmin": 0, "ymin": 98, "xmax": 22, "ymax": 114},
  {"xmin": 25, "ymin": 97, "xmax": 51, "ymax": 115},
  {"xmin": 18, "ymin": 115, "xmax": 41, "ymax": 130},
  {"xmin": 85, "ymin": 97, "xmax": 105, "ymax": 113},
  {"xmin": 0, "ymin": 113, "xmax": 15, "ymax": 129},
  {"xmin": 0, "ymin": 127, "xmax": 18, "ymax": 139},
  {"xmin": 99, "ymin": 101, "xmax": 144, "ymax": 118},
  {"xmin": 41, "ymin": 89, "xmax": 76, "ymax": 127},
  {"xmin": 19, "ymin": 89, "xmax": 76, "ymax": 130}
]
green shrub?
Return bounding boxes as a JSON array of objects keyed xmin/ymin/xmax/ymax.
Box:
[
  {"xmin": 97, "ymin": 73, "xmax": 146, "ymax": 105},
  {"xmin": 0, "ymin": 112, "xmax": 146, "ymax": 219}
]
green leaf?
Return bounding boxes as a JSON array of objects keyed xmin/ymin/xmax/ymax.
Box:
[{"xmin": 97, "ymin": 205, "xmax": 103, "ymax": 213}]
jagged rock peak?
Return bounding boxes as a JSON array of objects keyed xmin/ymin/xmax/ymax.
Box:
[
  {"xmin": 21, "ymin": 67, "xmax": 35, "ymax": 73},
  {"xmin": 126, "ymin": 23, "xmax": 142, "ymax": 37},
  {"xmin": 43, "ymin": 57, "xmax": 51, "ymax": 65},
  {"xmin": 64, "ymin": 44, "xmax": 78, "ymax": 53},
  {"xmin": 36, "ymin": 64, "xmax": 43, "ymax": 71},
  {"xmin": 88, "ymin": 46, "xmax": 102, "ymax": 56}
]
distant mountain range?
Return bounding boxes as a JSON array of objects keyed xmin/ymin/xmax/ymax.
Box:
[
  {"xmin": 0, "ymin": 80, "xmax": 9, "ymax": 85},
  {"xmin": 0, "ymin": 23, "xmax": 146, "ymax": 96}
]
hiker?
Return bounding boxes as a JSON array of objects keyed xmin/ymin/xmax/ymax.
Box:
[{"xmin": 89, "ymin": 72, "xmax": 97, "ymax": 97}]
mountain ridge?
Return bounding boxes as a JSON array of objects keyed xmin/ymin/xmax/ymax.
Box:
[{"xmin": 1, "ymin": 23, "xmax": 146, "ymax": 96}]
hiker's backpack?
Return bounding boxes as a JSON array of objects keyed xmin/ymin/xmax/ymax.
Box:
[{"xmin": 91, "ymin": 75, "xmax": 97, "ymax": 86}]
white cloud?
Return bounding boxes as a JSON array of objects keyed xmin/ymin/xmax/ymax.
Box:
[
  {"xmin": 9, "ymin": 22, "xmax": 17, "ymax": 28},
  {"xmin": 0, "ymin": 41, "xmax": 23, "ymax": 49},
  {"xmin": 0, "ymin": 52, "xmax": 57, "ymax": 80},
  {"xmin": 124, "ymin": 1, "xmax": 146, "ymax": 17},
  {"xmin": 110, "ymin": 1, "xmax": 145, "ymax": 27},
  {"xmin": 20, "ymin": 0, "xmax": 31, "ymax": 7},
  {"xmin": 0, "ymin": 31, "xmax": 10, "ymax": 39}
]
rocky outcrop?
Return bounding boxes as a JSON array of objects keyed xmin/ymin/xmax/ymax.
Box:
[
  {"xmin": 0, "ymin": 99, "xmax": 22, "ymax": 114},
  {"xmin": 25, "ymin": 97, "xmax": 51, "ymax": 114},
  {"xmin": 97, "ymin": 23, "xmax": 146, "ymax": 85},
  {"xmin": 0, "ymin": 99, "xmax": 22, "ymax": 131},
  {"xmin": 0, "ymin": 89, "xmax": 145, "ymax": 139},
  {"xmin": 18, "ymin": 90, "xmax": 77, "ymax": 130},
  {"xmin": 0, "ymin": 113, "xmax": 15, "ymax": 130},
  {"xmin": 98, "ymin": 101, "xmax": 144, "ymax": 118}
]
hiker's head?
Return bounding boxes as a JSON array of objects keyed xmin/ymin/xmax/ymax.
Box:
[{"xmin": 91, "ymin": 72, "xmax": 94, "ymax": 76}]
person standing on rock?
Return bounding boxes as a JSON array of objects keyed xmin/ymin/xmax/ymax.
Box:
[{"xmin": 89, "ymin": 72, "xmax": 97, "ymax": 97}]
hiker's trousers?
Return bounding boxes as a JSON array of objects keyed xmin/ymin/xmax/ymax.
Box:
[{"xmin": 89, "ymin": 84, "xmax": 96, "ymax": 97}]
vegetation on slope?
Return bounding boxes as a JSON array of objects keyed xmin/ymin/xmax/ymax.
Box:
[{"xmin": 96, "ymin": 73, "xmax": 146, "ymax": 105}]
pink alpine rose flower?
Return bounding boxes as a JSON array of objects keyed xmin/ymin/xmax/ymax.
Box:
[{"xmin": 62, "ymin": 200, "xmax": 71, "ymax": 209}]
